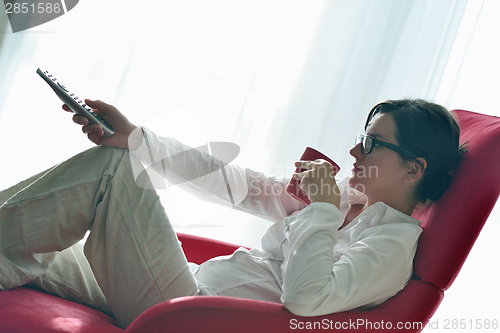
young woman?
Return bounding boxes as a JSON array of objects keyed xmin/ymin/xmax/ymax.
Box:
[{"xmin": 0, "ymin": 98, "xmax": 466, "ymax": 328}]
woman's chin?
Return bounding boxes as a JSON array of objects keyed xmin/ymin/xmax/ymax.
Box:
[{"xmin": 348, "ymin": 174, "xmax": 361, "ymax": 186}]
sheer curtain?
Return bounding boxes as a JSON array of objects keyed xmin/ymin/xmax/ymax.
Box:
[
  {"xmin": 266, "ymin": 0, "xmax": 468, "ymax": 176},
  {"xmin": 1, "ymin": 0, "xmax": 482, "ymax": 242},
  {"xmin": 0, "ymin": 0, "xmax": 471, "ymax": 246},
  {"xmin": 0, "ymin": 0, "xmax": 325, "ymax": 245}
]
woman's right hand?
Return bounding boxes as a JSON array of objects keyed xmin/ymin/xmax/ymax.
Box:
[
  {"xmin": 62, "ymin": 99, "xmax": 139, "ymax": 149},
  {"xmin": 293, "ymin": 159, "xmax": 341, "ymax": 209}
]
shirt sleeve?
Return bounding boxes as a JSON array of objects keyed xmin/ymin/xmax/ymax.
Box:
[
  {"xmin": 127, "ymin": 127, "xmax": 305, "ymax": 222},
  {"xmin": 280, "ymin": 202, "xmax": 421, "ymax": 316}
]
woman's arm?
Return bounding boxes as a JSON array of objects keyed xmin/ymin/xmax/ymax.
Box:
[
  {"xmin": 281, "ymin": 204, "xmax": 422, "ymax": 316},
  {"xmin": 128, "ymin": 126, "xmax": 306, "ymax": 222},
  {"xmin": 65, "ymin": 100, "xmax": 305, "ymax": 221}
]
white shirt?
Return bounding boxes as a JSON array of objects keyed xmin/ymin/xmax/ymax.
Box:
[{"xmin": 128, "ymin": 127, "xmax": 422, "ymax": 317}]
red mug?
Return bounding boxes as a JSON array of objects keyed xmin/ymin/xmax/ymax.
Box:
[{"xmin": 286, "ymin": 147, "xmax": 341, "ymax": 205}]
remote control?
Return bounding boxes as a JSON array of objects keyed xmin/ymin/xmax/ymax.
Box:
[{"xmin": 37, "ymin": 67, "xmax": 115, "ymax": 137}]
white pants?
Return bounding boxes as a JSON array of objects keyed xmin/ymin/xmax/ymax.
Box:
[{"xmin": 0, "ymin": 146, "xmax": 199, "ymax": 328}]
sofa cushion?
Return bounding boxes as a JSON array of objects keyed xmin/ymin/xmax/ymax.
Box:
[{"xmin": 0, "ymin": 286, "xmax": 122, "ymax": 333}]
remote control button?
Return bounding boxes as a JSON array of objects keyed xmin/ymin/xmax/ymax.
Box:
[
  {"xmin": 48, "ymin": 74, "xmax": 52, "ymax": 77},
  {"xmin": 57, "ymin": 82, "xmax": 70, "ymax": 92},
  {"xmin": 70, "ymin": 93, "xmax": 74, "ymax": 96}
]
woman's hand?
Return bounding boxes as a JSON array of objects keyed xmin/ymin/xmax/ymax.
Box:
[
  {"xmin": 293, "ymin": 159, "xmax": 340, "ymax": 209},
  {"xmin": 62, "ymin": 99, "xmax": 139, "ymax": 149}
]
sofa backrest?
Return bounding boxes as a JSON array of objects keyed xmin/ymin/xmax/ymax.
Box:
[{"xmin": 412, "ymin": 110, "xmax": 500, "ymax": 291}]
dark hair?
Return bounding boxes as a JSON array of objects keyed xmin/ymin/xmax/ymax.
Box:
[{"xmin": 365, "ymin": 99, "xmax": 468, "ymax": 203}]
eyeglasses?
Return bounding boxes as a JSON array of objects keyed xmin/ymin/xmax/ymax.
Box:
[{"xmin": 355, "ymin": 134, "xmax": 418, "ymax": 158}]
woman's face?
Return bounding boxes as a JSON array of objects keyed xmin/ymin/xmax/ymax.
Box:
[{"xmin": 348, "ymin": 112, "xmax": 411, "ymax": 204}]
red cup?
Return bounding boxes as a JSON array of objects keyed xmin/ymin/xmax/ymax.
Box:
[{"xmin": 286, "ymin": 147, "xmax": 341, "ymax": 205}]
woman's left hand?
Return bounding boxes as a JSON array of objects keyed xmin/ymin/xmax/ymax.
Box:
[{"xmin": 293, "ymin": 159, "xmax": 340, "ymax": 209}]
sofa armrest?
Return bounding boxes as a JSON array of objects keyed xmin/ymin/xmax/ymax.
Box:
[
  {"xmin": 177, "ymin": 232, "xmax": 246, "ymax": 264},
  {"xmin": 125, "ymin": 280, "xmax": 442, "ymax": 333}
]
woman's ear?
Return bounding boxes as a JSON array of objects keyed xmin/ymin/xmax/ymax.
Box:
[{"xmin": 404, "ymin": 157, "xmax": 427, "ymax": 183}]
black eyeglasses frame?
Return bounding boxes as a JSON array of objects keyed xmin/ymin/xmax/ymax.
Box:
[{"xmin": 355, "ymin": 134, "xmax": 419, "ymax": 158}]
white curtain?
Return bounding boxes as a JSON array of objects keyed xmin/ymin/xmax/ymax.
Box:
[
  {"xmin": 0, "ymin": 0, "xmax": 472, "ymax": 243},
  {"xmin": 0, "ymin": 0, "xmax": 325, "ymax": 245},
  {"xmin": 265, "ymin": 0, "xmax": 469, "ymax": 177}
]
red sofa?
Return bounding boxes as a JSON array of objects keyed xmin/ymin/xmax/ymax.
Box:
[{"xmin": 1, "ymin": 110, "xmax": 499, "ymax": 333}]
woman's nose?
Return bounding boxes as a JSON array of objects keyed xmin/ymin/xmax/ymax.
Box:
[{"xmin": 350, "ymin": 142, "xmax": 363, "ymax": 158}]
